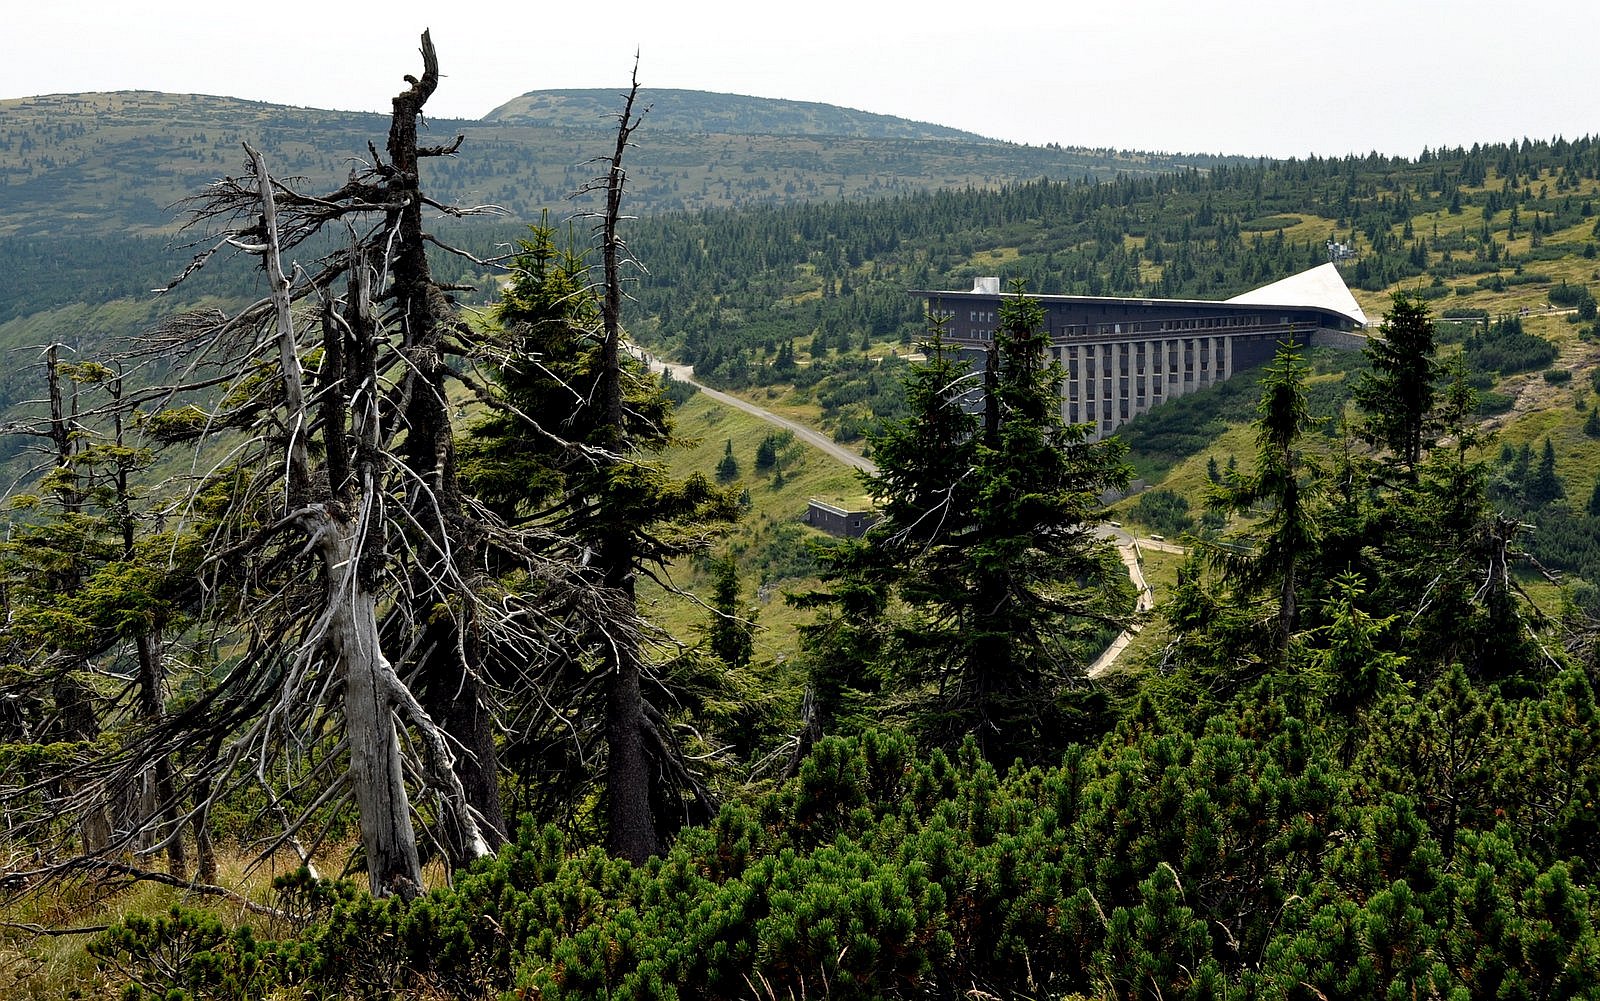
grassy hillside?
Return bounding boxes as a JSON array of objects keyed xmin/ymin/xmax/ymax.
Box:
[
  {"xmin": 611, "ymin": 139, "xmax": 1600, "ymax": 491},
  {"xmin": 638, "ymin": 389, "xmax": 867, "ymax": 675},
  {"xmin": 9, "ymin": 91, "xmax": 1600, "ymax": 632}
]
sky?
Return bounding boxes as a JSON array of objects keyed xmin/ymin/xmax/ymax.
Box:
[{"xmin": 4, "ymin": 0, "xmax": 1593, "ymax": 159}]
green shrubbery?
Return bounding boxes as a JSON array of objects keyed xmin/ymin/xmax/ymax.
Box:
[
  {"xmin": 1464, "ymin": 315, "xmax": 1558, "ymax": 375},
  {"xmin": 1130, "ymin": 488, "xmax": 1194, "ymax": 537},
  {"xmin": 89, "ymin": 685, "xmax": 1600, "ymax": 1000}
]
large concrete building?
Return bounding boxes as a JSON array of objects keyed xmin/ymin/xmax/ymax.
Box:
[{"xmin": 918, "ymin": 263, "xmax": 1369, "ymax": 439}]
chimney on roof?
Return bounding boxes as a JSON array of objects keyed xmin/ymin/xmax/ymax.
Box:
[{"xmin": 972, "ymin": 276, "xmax": 1001, "ymax": 294}]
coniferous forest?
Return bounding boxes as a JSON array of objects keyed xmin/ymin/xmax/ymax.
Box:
[{"xmin": 5, "ymin": 34, "xmax": 1600, "ymax": 1001}]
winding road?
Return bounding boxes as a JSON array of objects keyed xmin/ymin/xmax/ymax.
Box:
[
  {"xmin": 1087, "ymin": 526, "xmax": 1157, "ymax": 677},
  {"xmin": 641, "ymin": 353, "xmax": 876, "ymax": 474},
  {"xmin": 640, "ymin": 348, "xmax": 1177, "ymax": 674}
]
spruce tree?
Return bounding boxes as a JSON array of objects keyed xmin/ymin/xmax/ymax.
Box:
[
  {"xmin": 856, "ymin": 288, "xmax": 1130, "ymax": 760},
  {"xmin": 1354, "ymin": 290, "xmax": 1440, "ymax": 473},
  {"xmin": 1527, "ymin": 436, "xmax": 1565, "ymax": 506},
  {"xmin": 716, "ymin": 439, "xmax": 740, "ymax": 483},
  {"xmin": 707, "ymin": 556, "xmax": 756, "ymax": 670},
  {"xmin": 1209, "ymin": 342, "xmax": 1321, "ymax": 653},
  {"xmin": 463, "ymin": 207, "xmax": 738, "ymax": 860}
]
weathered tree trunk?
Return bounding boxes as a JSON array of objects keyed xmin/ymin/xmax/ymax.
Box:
[
  {"xmin": 385, "ymin": 31, "xmax": 507, "ymax": 858},
  {"xmin": 415, "ymin": 620, "xmax": 507, "ymax": 855},
  {"xmin": 320, "ymin": 519, "xmax": 423, "ymax": 896},
  {"xmin": 115, "ymin": 377, "xmax": 187, "ymax": 878},
  {"xmin": 597, "ymin": 73, "xmax": 658, "ymax": 864},
  {"xmin": 135, "ymin": 632, "xmax": 187, "ymax": 878},
  {"xmin": 603, "ymin": 538, "xmax": 656, "ymax": 863},
  {"xmin": 248, "ymin": 137, "xmax": 491, "ymax": 894},
  {"xmin": 53, "ymin": 672, "xmax": 110, "ymax": 854},
  {"xmin": 191, "ymin": 731, "xmax": 222, "ymax": 885}
]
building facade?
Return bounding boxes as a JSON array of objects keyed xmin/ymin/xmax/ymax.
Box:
[
  {"xmin": 805, "ymin": 498, "xmax": 880, "ymax": 538},
  {"xmin": 918, "ymin": 264, "xmax": 1368, "ymax": 439}
]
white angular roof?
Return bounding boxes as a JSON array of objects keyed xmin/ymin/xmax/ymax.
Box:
[{"xmin": 1225, "ymin": 262, "xmax": 1369, "ymax": 327}]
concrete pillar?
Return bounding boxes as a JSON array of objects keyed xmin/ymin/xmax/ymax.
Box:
[{"xmin": 1145, "ymin": 337, "xmax": 1158, "ymax": 412}]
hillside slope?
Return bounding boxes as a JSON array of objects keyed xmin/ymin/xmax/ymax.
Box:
[
  {"xmin": 484, "ymin": 87, "xmax": 989, "ymax": 141},
  {"xmin": 0, "ymin": 90, "xmax": 1234, "ymax": 238}
]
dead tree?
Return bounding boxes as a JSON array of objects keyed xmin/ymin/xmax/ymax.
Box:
[
  {"xmin": 0, "ymin": 32, "xmax": 550, "ymax": 896},
  {"xmin": 455, "ymin": 69, "xmax": 739, "ymax": 861},
  {"xmin": 576, "ymin": 69, "xmax": 737, "ymax": 862},
  {"xmin": 381, "ymin": 33, "xmax": 507, "ymax": 855}
]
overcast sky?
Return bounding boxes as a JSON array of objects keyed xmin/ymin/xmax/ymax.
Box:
[{"xmin": 4, "ymin": 0, "xmax": 1592, "ymax": 159}]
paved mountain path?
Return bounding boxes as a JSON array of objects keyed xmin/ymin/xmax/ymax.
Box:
[
  {"xmin": 640, "ymin": 352, "xmax": 876, "ymax": 474},
  {"xmin": 639, "ymin": 348, "xmax": 1176, "ymax": 674}
]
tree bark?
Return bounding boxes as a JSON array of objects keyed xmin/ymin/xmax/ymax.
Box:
[
  {"xmin": 386, "ymin": 30, "xmax": 507, "ymax": 857},
  {"xmin": 322, "ymin": 519, "xmax": 424, "ymax": 897},
  {"xmin": 596, "ymin": 70, "xmax": 658, "ymax": 865},
  {"xmin": 248, "ymin": 140, "xmax": 489, "ymax": 893},
  {"xmin": 115, "ymin": 374, "xmax": 187, "ymax": 879},
  {"xmin": 135, "ymin": 632, "xmax": 187, "ymax": 879},
  {"xmin": 603, "ymin": 537, "xmax": 656, "ymax": 863},
  {"xmin": 191, "ymin": 732, "xmax": 222, "ymax": 885}
]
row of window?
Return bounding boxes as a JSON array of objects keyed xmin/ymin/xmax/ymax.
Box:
[
  {"xmin": 1056, "ymin": 314, "xmax": 1280, "ymax": 338},
  {"xmin": 1066, "ymin": 357, "xmax": 1217, "ymax": 378},
  {"xmin": 1069, "ymin": 401, "xmax": 1134, "ymax": 422},
  {"xmin": 1066, "ymin": 370, "xmax": 1227, "ymax": 424}
]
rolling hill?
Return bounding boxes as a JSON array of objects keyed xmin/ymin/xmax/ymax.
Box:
[
  {"xmin": 481, "ymin": 87, "xmax": 992, "ymax": 140},
  {"xmin": 0, "ymin": 89, "xmax": 1236, "ymax": 239}
]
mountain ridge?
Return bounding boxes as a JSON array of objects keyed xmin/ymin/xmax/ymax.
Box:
[
  {"xmin": 483, "ymin": 87, "xmax": 997, "ymax": 142},
  {"xmin": 0, "ymin": 88, "xmax": 1241, "ymax": 238}
]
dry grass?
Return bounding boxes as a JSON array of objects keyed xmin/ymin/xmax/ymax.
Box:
[{"xmin": 0, "ymin": 833, "xmax": 415, "ymax": 998}]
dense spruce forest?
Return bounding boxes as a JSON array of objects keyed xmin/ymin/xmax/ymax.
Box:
[{"xmin": 6, "ymin": 34, "xmax": 1600, "ymax": 1001}]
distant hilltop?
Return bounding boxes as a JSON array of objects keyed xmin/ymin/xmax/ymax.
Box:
[{"xmin": 484, "ymin": 88, "xmax": 994, "ymax": 143}]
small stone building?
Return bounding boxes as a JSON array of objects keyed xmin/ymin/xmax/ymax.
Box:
[{"xmin": 806, "ymin": 498, "xmax": 880, "ymax": 538}]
